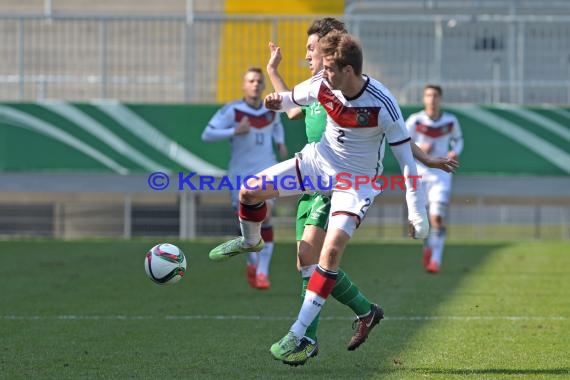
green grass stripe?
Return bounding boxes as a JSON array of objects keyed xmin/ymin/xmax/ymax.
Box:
[
  {"xmin": 385, "ymin": 241, "xmax": 570, "ymax": 380},
  {"xmin": 0, "ymin": 240, "xmax": 568, "ymax": 379},
  {"xmin": 76, "ymin": 104, "xmax": 188, "ymax": 173},
  {"xmin": 8, "ymin": 103, "xmax": 142, "ymax": 172},
  {"xmin": 484, "ymin": 107, "xmax": 570, "ymax": 153},
  {"xmin": 447, "ymin": 107, "xmax": 565, "ymax": 175}
]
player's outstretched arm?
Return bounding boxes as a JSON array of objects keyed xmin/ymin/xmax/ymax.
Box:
[
  {"xmin": 267, "ymin": 42, "xmax": 303, "ymax": 120},
  {"xmin": 264, "ymin": 92, "xmax": 283, "ymax": 110},
  {"xmin": 390, "ymin": 141, "xmax": 429, "ymax": 239},
  {"xmin": 265, "ymin": 76, "xmax": 316, "ymax": 112},
  {"xmin": 411, "ymin": 142, "xmax": 459, "ymax": 173},
  {"xmin": 429, "ymin": 156, "xmax": 459, "ymax": 172},
  {"xmin": 264, "ymin": 92, "xmax": 301, "ymax": 113}
]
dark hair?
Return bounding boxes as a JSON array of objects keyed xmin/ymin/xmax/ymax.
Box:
[
  {"xmin": 318, "ymin": 31, "xmax": 363, "ymax": 75},
  {"xmin": 307, "ymin": 17, "xmax": 347, "ymax": 38},
  {"xmin": 424, "ymin": 84, "xmax": 442, "ymax": 96}
]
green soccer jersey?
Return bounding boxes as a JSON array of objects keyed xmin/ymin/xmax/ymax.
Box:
[
  {"xmin": 296, "ymin": 101, "xmax": 329, "ymax": 241},
  {"xmin": 302, "ymin": 102, "xmax": 327, "ymax": 143}
]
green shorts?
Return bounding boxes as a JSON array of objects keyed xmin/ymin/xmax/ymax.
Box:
[{"xmin": 295, "ymin": 193, "xmax": 331, "ymax": 241}]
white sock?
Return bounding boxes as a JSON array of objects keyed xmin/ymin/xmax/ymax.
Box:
[
  {"xmin": 256, "ymin": 242, "xmax": 273, "ymax": 276},
  {"xmin": 290, "ymin": 290, "xmax": 327, "ymax": 338},
  {"xmin": 239, "ymin": 219, "xmax": 262, "ymax": 246},
  {"xmin": 427, "ymin": 229, "xmax": 437, "ymax": 251},
  {"xmin": 431, "ymin": 228, "xmax": 446, "ymax": 265},
  {"xmin": 246, "ymin": 252, "xmax": 258, "ymax": 266}
]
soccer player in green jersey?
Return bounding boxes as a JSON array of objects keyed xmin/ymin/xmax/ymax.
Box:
[{"xmin": 265, "ymin": 18, "xmax": 458, "ymax": 366}]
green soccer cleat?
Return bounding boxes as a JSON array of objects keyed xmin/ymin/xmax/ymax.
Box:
[
  {"xmin": 209, "ymin": 237, "xmax": 264, "ymax": 262},
  {"xmin": 269, "ymin": 332, "xmax": 301, "ymax": 361},
  {"xmin": 282, "ymin": 338, "xmax": 319, "ymax": 366}
]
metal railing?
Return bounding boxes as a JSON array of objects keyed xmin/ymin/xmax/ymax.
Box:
[
  {"xmin": 0, "ymin": 12, "xmax": 568, "ymax": 104},
  {"xmin": 0, "ymin": 174, "xmax": 568, "ymax": 240}
]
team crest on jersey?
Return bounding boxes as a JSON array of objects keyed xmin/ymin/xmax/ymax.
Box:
[{"xmin": 356, "ymin": 109, "xmax": 371, "ymax": 126}]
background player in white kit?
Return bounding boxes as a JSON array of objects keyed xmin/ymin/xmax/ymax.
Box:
[
  {"xmin": 202, "ymin": 67, "xmax": 288, "ymax": 289},
  {"xmin": 209, "ymin": 31, "xmax": 429, "ymax": 360},
  {"xmin": 406, "ymin": 85, "xmax": 464, "ymax": 273}
]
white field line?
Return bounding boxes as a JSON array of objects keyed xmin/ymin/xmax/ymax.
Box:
[{"xmin": 1, "ymin": 315, "xmax": 566, "ymax": 321}]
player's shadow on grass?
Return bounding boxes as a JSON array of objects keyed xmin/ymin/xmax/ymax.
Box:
[
  {"xmin": 292, "ymin": 242, "xmax": 512, "ymax": 376},
  {"xmin": 202, "ymin": 241, "xmax": 563, "ymax": 379},
  {"xmin": 334, "ymin": 241, "xmax": 506, "ymax": 321}
]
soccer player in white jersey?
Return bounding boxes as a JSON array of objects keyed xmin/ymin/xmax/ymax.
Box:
[
  {"xmin": 209, "ymin": 31, "xmax": 429, "ymax": 361},
  {"xmin": 266, "ymin": 18, "xmax": 458, "ymax": 366},
  {"xmin": 202, "ymin": 67, "xmax": 288, "ymax": 289},
  {"xmin": 405, "ymin": 85, "xmax": 464, "ymax": 273}
]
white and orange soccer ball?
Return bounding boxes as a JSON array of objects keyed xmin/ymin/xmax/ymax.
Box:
[{"xmin": 144, "ymin": 243, "xmax": 187, "ymax": 285}]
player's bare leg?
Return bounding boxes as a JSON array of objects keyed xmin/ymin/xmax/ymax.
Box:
[
  {"xmin": 271, "ymin": 226, "xmax": 350, "ymax": 360},
  {"xmin": 210, "ymin": 158, "xmax": 299, "ymax": 262},
  {"xmin": 209, "ymin": 176, "xmax": 277, "ymax": 261},
  {"xmin": 282, "ymin": 225, "xmax": 325, "ymax": 365}
]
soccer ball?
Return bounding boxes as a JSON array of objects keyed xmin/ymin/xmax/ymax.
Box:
[{"xmin": 144, "ymin": 243, "xmax": 187, "ymax": 285}]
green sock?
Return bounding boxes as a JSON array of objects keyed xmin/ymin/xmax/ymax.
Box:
[
  {"xmin": 301, "ymin": 276, "xmax": 320, "ymax": 341},
  {"xmin": 331, "ymin": 268, "xmax": 372, "ymax": 316}
]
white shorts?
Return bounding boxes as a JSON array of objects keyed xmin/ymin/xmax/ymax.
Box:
[
  {"xmin": 419, "ymin": 169, "xmax": 452, "ymax": 213},
  {"xmin": 259, "ymin": 144, "xmax": 379, "ymax": 224}
]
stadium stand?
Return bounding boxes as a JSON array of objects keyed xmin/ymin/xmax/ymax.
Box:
[{"xmin": 0, "ymin": 0, "xmax": 568, "ymax": 103}]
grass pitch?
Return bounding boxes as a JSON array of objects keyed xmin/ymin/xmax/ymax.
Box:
[{"xmin": 0, "ymin": 239, "xmax": 568, "ymax": 379}]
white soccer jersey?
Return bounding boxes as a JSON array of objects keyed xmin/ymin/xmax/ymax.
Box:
[
  {"xmin": 291, "ymin": 71, "xmax": 410, "ymax": 178},
  {"xmin": 202, "ymin": 100, "xmax": 285, "ymax": 180},
  {"xmin": 405, "ymin": 110, "xmax": 463, "ymax": 176}
]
